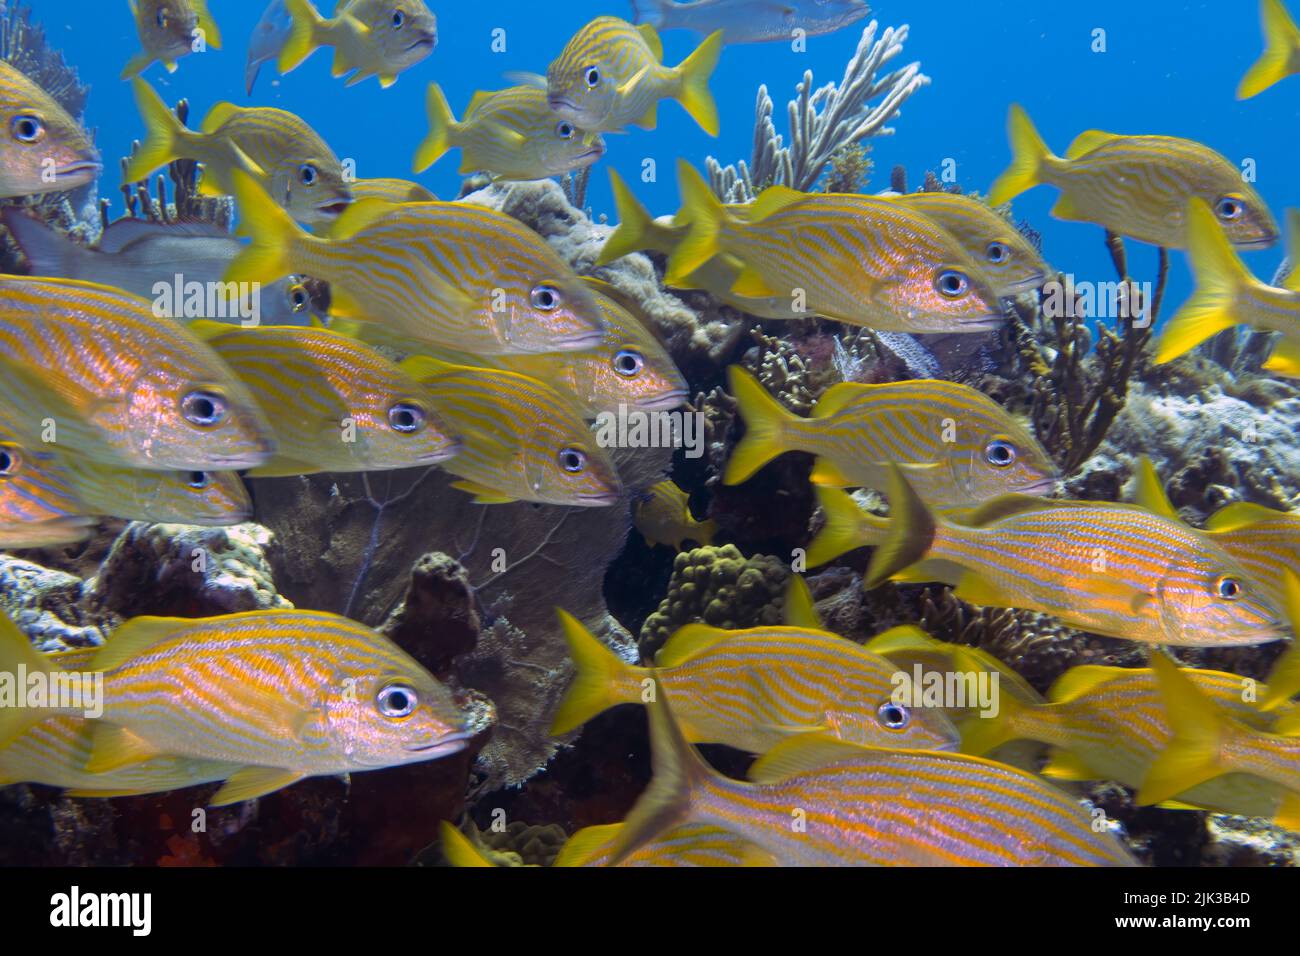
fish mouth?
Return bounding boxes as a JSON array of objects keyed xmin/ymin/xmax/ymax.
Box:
[
  {"xmin": 405, "ymin": 730, "xmax": 474, "ymax": 755},
  {"xmin": 53, "ymin": 159, "xmax": 103, "ymax": 182},
  {"xmin": 636, "ymin": 390, "xmax": 690, "ymax": 412},
  {"xmin": 419, "ymin": 440, "xmax": 463, "ymax": 464},
  {"xmin": 405, "ymin": 34, "xmax": 436, "ymax": 52},
  {"xmin": 953, "ymin": 314, "xmax": 1008, "ymax": 332},
  {"xmin": 574, "ymin": 490, "xmax": 622, "ymax": 506},
  {"xmin": 315, "ymin": 199, "xmax": 353, "ymax": 218},
  {"xmin": 573, "ymin": 145, "xmax": 606, "ymax": 165},
  {"xmin": 548, "ymin": 95, "xmax": 581, "ymax": 116},
  {"xmin": 1018, "ymin": 476, "xmax": 1061, "ymax": 496},
  {"xmin": 1234, "ymin": 233, "xmax": 1280, "ymax": 251}
]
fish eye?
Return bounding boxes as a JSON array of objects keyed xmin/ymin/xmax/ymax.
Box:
[
  {"xmin": 11, "ymin": 114, "xmax": 43, "ymax": 144},
  {"xmin": 0, "ymin": 448, "xmax": 16, "ymax": 477},
  {"xmin": 180, "ymin": 390, "xmax": 227, "ymax": 428},
  {"xmin": 387, "ymin": 402, "xmax": 426, "ymax": 434},
  {"xmin": 155, "ymin": 8, "xmax": 168, "ymax": 29},
  {"xmin": 392, "ymin": 9, "xmax": 405, "ymax": 28},
  {"xmin": 613, "ymin": 349, "xmax": 644, "ymax": 378},
  {"xmin": 1215, "ymin": 196, "xmax": 1244, "ymax": 221},
  {"xmin": 187, "ymin": 471, "xmax": 210, "ymax": 490},
  {"xmin": 299, "ymin": 164, "xmax": 318, "ymax": 186},
  {"xmin": 876, "ymin": 701, "xmax": 909, "ymax": 729},
  {"xmin": 556, "ymin": 121, "xmax": 575, "ymax": 139},
  {"xmin": 986, "ymin": 241, "xmax": 1010, "ymax": 264},
  {"xmin": 558, "ymin": 447, "xmax": 587, "ymax": 473},
  {"xmin": 935, "ymin": 269, "xmax": 969, "ymax": 298},
  {"xmin": 585, "ymin": 66, "xmax": 600, "ymax": 88},
  {"xmin": 1215, "ymin": 575, "xmax": 1244, "ymax": 600},
  {"xmin": 288, "ymin": 283, "xmax": 309, "ymax": 312},
  {"xmin": 984, "ymin": 439, "xmax": 1017, "ymax": 468},
  {"xmin": 530, "ymin": 283, "xmax": 562, "ymax": 312},
  {"xmin": 376, "ymin": 683, "xmax": 418, "ymax": 718}
]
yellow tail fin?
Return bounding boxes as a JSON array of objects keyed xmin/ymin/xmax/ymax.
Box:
[
  {"xmin": 1154, "ymin": 198, "xmax": 1247, "ymax": 364},
  {"xmin": 987, "ymin": 104, "xmax": 1053, "ymax": 206},
  {"xmin": 413, "ymin": 83, "xmax": 457, "ymax": 173},
  {"xmin": 1137, "ymin": 650, "xmax": 1231, "ymax": 805},
  {"xmin": 958, "ymin": 693, "xmax": 1028, "ymax": 757},
  {"xmin": 782, "ymin": 574, "xmax": 823, "ymax": 629},
  {"xmin": 122, "ymin": 78, "xmax": 188, "ymax": 184},
  {"xmin": 807, "ymin": 486, "xmax": 888, "ymax": 567},
  {"xmin": 439, "ymin": 822, "xmax": 496, "ymax": 867},
  {"xmin": 599, "ymin": 168, "xmax": 661, "ymax": 264},
  {"xmin": 550, "ymin": 609, "xmax": 645, "ymax": 735},
  {"xmin": 722, "ymin": 366, "xmax": 798, "ymax": 485},
  {"xmin": 0, "ymin": 611, "xmax": 57, "ymax": 749},
  {"xmin": 225, "ymin": 169, "xmax": 309, "ymax": 284},
  {"xmin": 666, "ymin": 160, "xmax": 727, "ymax": 285},
  {"xmin": 1132, "ymin": 455, "xmax": 1180, "ymax": 521},
  {"xmin": 1238, "ymin": 0, "xmax": 1300, "ymax": 99},
  {"xmin": 862, "ymin": 465, "xmax": 938, "ymax": 590},
  {"xmin": 279, "ymin": 0, "xmax": 325, "ymax": 73},
  {"xmin": 1262, "ymin": 570, "xmax": 1300, "ymax": 708},
  {"xmin": 673, "ymin": 30, "xmax": 723, "ymax": 136}
]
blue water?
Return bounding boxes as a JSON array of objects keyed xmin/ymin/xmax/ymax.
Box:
[{"xmin": 43, "ymin": 0, "xmax": 1300, "ymax": 318}]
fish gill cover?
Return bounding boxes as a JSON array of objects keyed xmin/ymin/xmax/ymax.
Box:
[{"xmin": 0, "ymin": 0, "xmax": 1296, "ymax": 872}]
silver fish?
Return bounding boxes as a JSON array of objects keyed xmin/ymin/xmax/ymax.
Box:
[
  {"xmin": 245, "ymin": 0, "xmax": 293, "ymax": 95},
  {"xmin": 629, "ymin": 0, "xmax": 871, "ymax": 44}
]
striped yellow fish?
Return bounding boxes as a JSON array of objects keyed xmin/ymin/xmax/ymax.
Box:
[
  {"xmin": 962, "ymin": 660, "xmax": 1300, "ymax": 824},
  {"xmin": 495, "ymin": 280, "xmax": 686, "ymax": 416},
  {"xmin": 599, "ymin": 169, "xmax": 808, "ymax": 320},
  {"xmin": 0, "ymin": 715, "xmax": 239, "ymax": 798},
  {"xmin": 348, "ymin": 177, "xmax": 436, "ymax": 204},
  {"xmin": 633, "ymin": 479, "xmax": 716, "ymax": 550},
  {"xmin": 124, "ymin": 79, "xmax": 353, "ymax": 225},
  {"xmin": 189, "ymin": 322, "xmax": 460, "ymax": 477},
  {"xmin": 552, "ymin": 610, "xmax": 961, "ymax": 753},
  {"xmin": 546, "ymin": 17, "xmax": 723, "ymax": 135},
  {"xmin": 865, "ymin": 467, "xmax": 1288, "ymax": 647},
  {"xmin": 57, "ymin": 453, "xmax": 252, "ymax": 527},
  {"xmin": 1137, "ymin": 651, "xmax": 1300, "ymax": 826},
  {"xmin": 0, "ymin": 431, "xmax": 95, "ymax": 549},
  {"xmin": 0, "ymin": 276, "xmax": 275, "ymax": 472},
  {"xmin": 806, "ymin": 485, "xmax": 889, "ymax": 566},
  {"xmin": 608, "ymin": 683, "xmax": 1137, "ymax": 866},
  {"xmin": 402, "ymin": 357, "xmax": 622, "ymax": 506},
  {"xmin": 0, "ymin": 61, "xmax": 100, "ymax": 198},
  {"xmin": 279, "ymin": 0, "xmax": 437, "ymax": 89},
  {"xmin": 670, "ymin": 163, "xmax": 1007, "ymax": 333},
  {"xmin": 1239, "ymin": 0, "xmax": 1300, "ymax": 99},
  {"xmin": 988, "ymin": 105, "xmax": 1277, "ymax": 250},
  {"xmin": 227, "ymin": 171, "xmax": 606, "ymax": 355},
  {"xmin": 121, "ymin": 0, "xmax": 222, "ymax": 78},
  {"xmin": 414, "ymin": 84, "xmax": 605, "ymax": 181},
  {"xmin": 0, "ymin": 609, "xmax": 473, "ymax": 806},
  {"xmin": 890, "ymin": 191, "xmax": 1049, "ymax": 298},
  {"xmin": 726, "ymin": 366, "xmax": 1058, "ymax": 508},
  {"xmin": 1155, "ymin": 200, "xmax": 1300, "ymax": 366}
]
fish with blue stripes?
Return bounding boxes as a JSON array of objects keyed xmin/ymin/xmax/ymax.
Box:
[
  {"xmin": 547, "ymin": 17, "xmax": 723, "ymax": 134},
  {"xmin": 279, "ymin": 0, "xmax": 437, "ymax": 89},
  {"xmin": 121, "ymin": 0, "xmax": 221, "ymax": 78},
  {"xmin": 0, "ymin": 61, "xmax": 100, "ymax": 199}
]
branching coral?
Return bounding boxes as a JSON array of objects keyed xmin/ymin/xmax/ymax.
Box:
[{"xmin": 706, "ymin": 22, "xmax": 928, "ymax": 202}]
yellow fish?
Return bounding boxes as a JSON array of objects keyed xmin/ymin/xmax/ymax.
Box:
[
  {"xmin": 988, "ymin": 104, "xmax": 1277, "ymax": 250},
  {"xmin": 280, "ymin": 0, "xmax": 437, "ymax": 88},
  {"xmin": 0, "ymin": 61, "xmax": 100, "ymax": 199},
  {"xmin": 670, "ymin": 163, "xmax": 1007, "ymax": 333},
  {"xmin": 414, "ymin": 84, "xmax": 605, "ymax": 182},
  {"xmin": 546, "ymin": 17, "xmax": 723, "ymax": 134},
  {"xmin": 124, "ymin": 79, "xmax": 354, "ymax": 225},
  {"xmin": 865, "ymin": 466, "xmax": 1287, "ymax": 648},
  {"xmin": 1155, "ymin": 200, "xmax": 1300, "ymax": 366},
  {"xmin": 551, "ymin": 611, "xmax": 961, "ymax": 753},
  {"xmin": 633, "ymin": 480, "xmax": 716, "ymax": 550},
  {"xmin": 189, "ymin": 322, "xmax": 461, "ymax": 477},
  {"xmin": 402, "ymin": 357, "xmax": 623, "ymax": 507},
  {"xmin": 58, "ymin": 454, "xmax": 252, "ymax": 527},
  {"xmin": 726, "ymin": 366, "xmax": 1058, "ymax": 508},
  {"xmin": 348, "ymin": 177, "xmax": 436, "ymax": 203},
  {"xmin": 1239, "ymin": 0, "xmax": 1300, "ymax": 99},
  {"xmin": 121, "ymin": 0, "xmax": 222, "ymax": 78},
  {"xmin": 0, "ymin": 431, "xmax": 95, "ymax": 549}
]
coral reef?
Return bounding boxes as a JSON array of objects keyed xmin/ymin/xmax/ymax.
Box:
[{"xmin": 706, "ymin": 22, "xmax": 929, "ymax": 202}]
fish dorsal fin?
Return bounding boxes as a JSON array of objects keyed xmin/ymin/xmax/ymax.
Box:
[
  {"xmin": 554, "ymin": 823, "xmax": 622, "ymax": 867},
  {"xmin": 810, "ymin": 382, "xmax": 871, "ymax": 419},
  {"xmin": 85, "ymin": 723, "xmax": 161, "ymax": 773},
  {"xmin": 502, "ymin": 70, "xmax": 547, "ymax": 90},
  {"xmin": 782, "ymin": 574, "xmax": 822, "ymax": 629},
  {"xmin": 201, "ymin": 101, "xmax": 242, "ymax": 135},
  {"xmin": 636, "ymin": 23, "xmax": 664, "ymax": 60},
  {"xmin": 1046, "ymin": 664, "xmax": 1132, "ymax": 703},
  {"xmin": 208, "ymin": 766, "xmax": 306, "ymax": 806},
  {"xmin": 91, "ymin": 616, "xmax": 194, "ymax": 672},
  {"xmin": 748, "ymin": 185, "xmax": 805, "ymax": 222},
  {"xmin": 96, "ymin": 217, "xmax": 231, "ymax": 253},
  {"xmin": 1041, "ymin": 747, "xmax": 1102, "ymax": 782},
  {"xmin": 1205, "ymin": 501, "xmax": 1288, "ymax": 531},
  {"xmin": 465, "ymin": 90, "xmax": 495, "ymax": 116},
  {"xmin": 963, "ymin": 494, "xmax": 1062, "ymax": 527},
  {"xmin": 655, "ymin": 623, "xmax": 733, "ymax": 668},
  {"xmin": 400, "ymin": 354, "xmax": 461, "ymax": 382},
  {"xmin": 747, "ymin": 733, "xmax": 869, "ymax": 784},
  {"xmin": 328, "ymin": 197, "xmax": 402, "ymax": 241},
  {"xmin": 862, "ymin": 625, "xmax": 943, "ymax": 659},
  {"xmin": 1133, "ymin": 455, "xmax": 1179, "ymax": 521},
  {"xmin": 187, "ymin": 319, "xmax": 236, "ymax": 343},
  {"xmin": 1065, "ymin": 129, "xmax": 1123, "ymax": 160}
]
